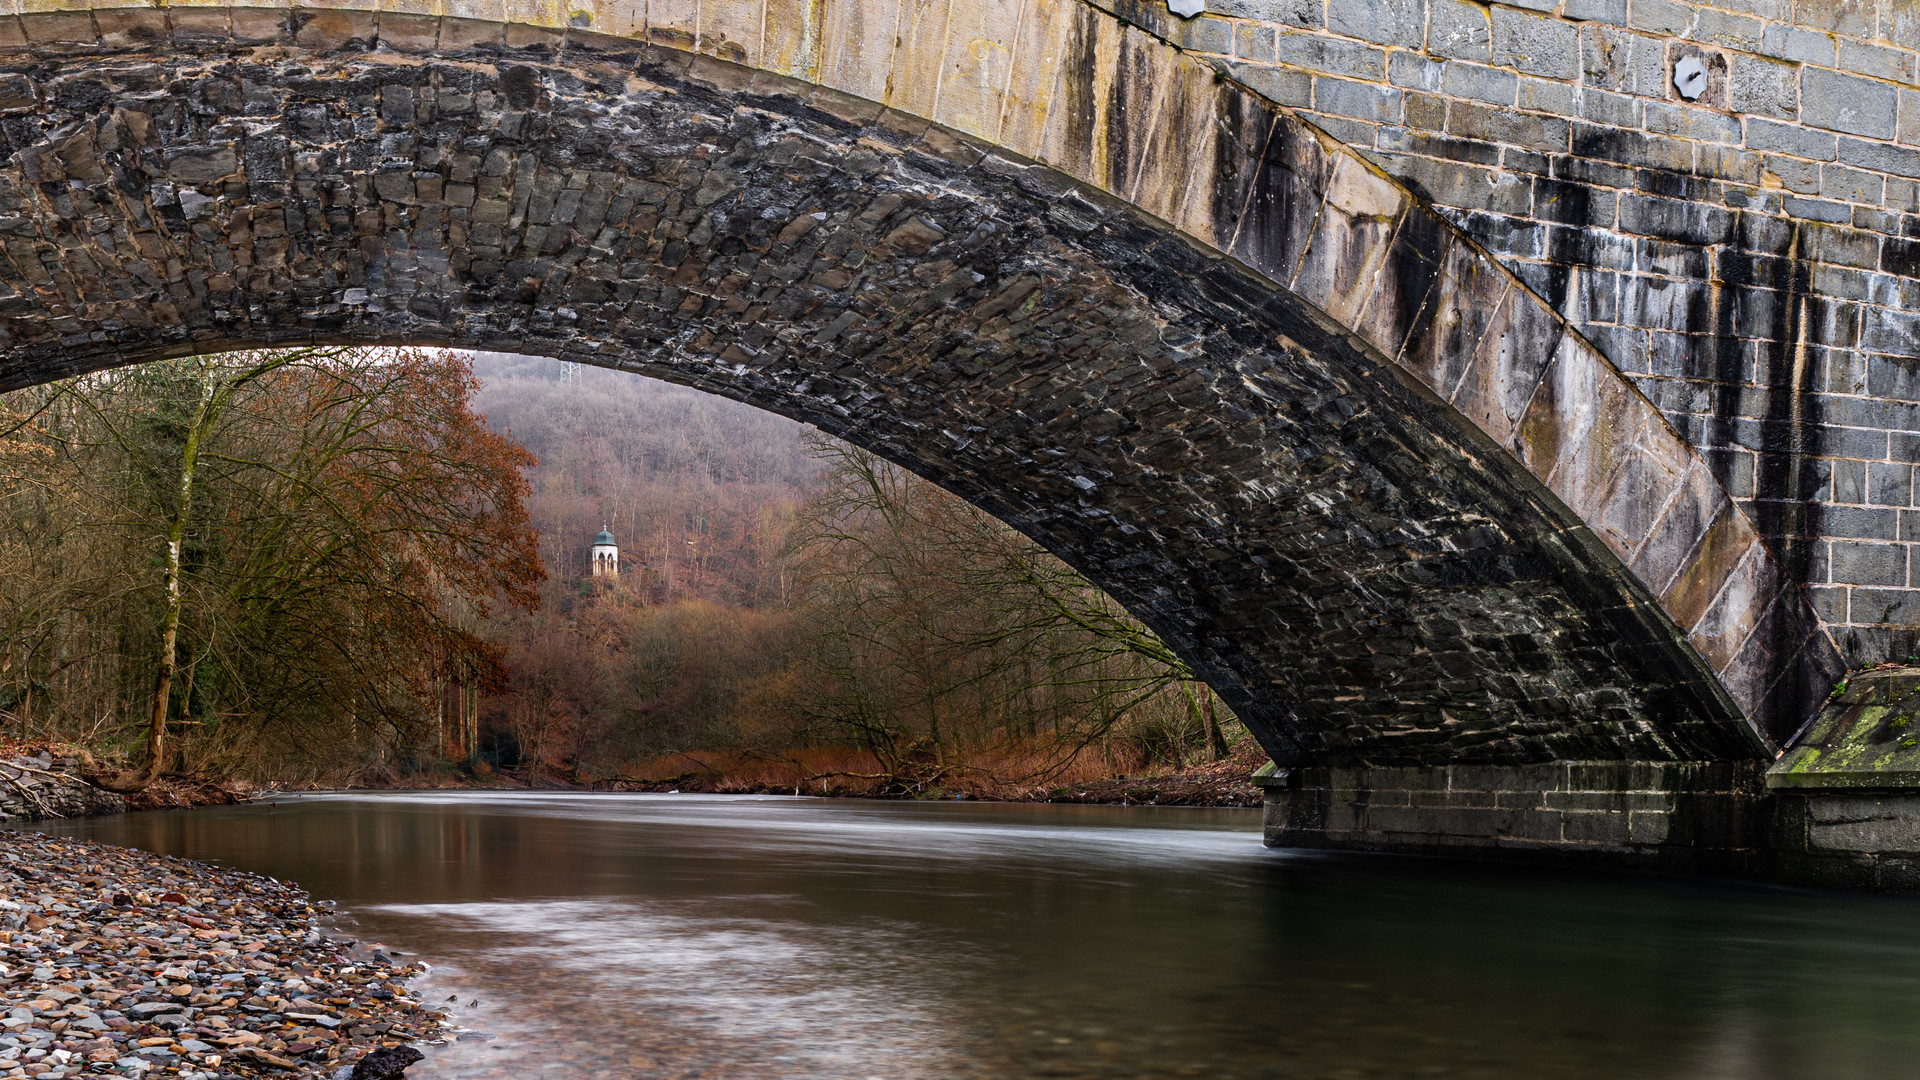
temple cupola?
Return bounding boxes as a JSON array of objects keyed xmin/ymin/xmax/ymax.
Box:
[{"xmin": 591, "ymin": 524, "xmax": 619, "ymax": 577}]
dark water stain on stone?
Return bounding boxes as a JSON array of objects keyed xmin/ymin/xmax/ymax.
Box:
[
  {"xmin": 1535, "ymin": 178, "xmax": 1594, "ymax": 316},
  {"xmin": 499, "ymin": 65, "xmax": 543, "ymax": 109},
  {"xmin": 1206, "ymin": 86, "xmax": 1275, "ymax": 248},
  {"xmin": 1710, "ymin": 211, "xmax": 1827, "ymax": 737},
  {"xmin": 1057, "ymin": 3, "xmax": 1102, "ymax": 180}
]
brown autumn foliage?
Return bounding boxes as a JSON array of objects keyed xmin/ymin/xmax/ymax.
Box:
[
  {"xmin": 0, "ymin": 348, "xmax": 542, "ymax": 785},
  {"xmin": 469, "ymin": 358, "xmax": 1243, "ymax": 794},
  {"xmin": 0, "ymin": 349, "xmax": 1241, "ymax": 797},
  {"xmin": 466, "ymin": 356, "xmax": 811, "ymax": 776}
]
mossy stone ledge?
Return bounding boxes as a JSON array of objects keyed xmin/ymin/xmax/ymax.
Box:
[{"xmin": 1769, "ymin": 670, "xmax": 1920, "ymax": 791}]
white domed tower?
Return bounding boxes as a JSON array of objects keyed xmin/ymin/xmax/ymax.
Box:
[{"xmin": 590, "ymin": 524, "xmax": 619, "ymax": 577}]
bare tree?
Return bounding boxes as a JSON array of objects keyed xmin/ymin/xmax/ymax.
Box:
[
  {"xmin": 785, "ymin": 439, "xmax": 1234, "ymax": 787},
  {"xmin": 0, "ymin": 348, "xmax": 543, "ymax": 787}
]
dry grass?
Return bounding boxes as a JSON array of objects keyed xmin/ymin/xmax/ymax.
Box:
[
  {"xmin": 2, "ymin": 732, "xmax": 1265, "ymax": 810},
  {"xmin": 600, "ymin": 737, "xmax": 1268, "ymax": 806}
]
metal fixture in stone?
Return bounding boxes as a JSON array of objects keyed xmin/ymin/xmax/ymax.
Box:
[
  {"xmin": 1168, "ymin": 0, "xmax": 1205, "ymax": 17},
  {"xmin": 1673, "ymin": 56, "xmax": 1707, "ymax": 100}
]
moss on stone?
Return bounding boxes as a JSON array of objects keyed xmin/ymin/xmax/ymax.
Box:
[{"xmin": 1768, "ymin": 669, "xmax": 1920, "ymax": 790}]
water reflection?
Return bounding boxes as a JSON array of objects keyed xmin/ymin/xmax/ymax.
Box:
[
  {"xmin": 376, "ymin": 897, "xmax": 962, "ymax": 1079},
  {"xmin": 24, "ymin": 793, "xmax": 1920, "ymax": 1079}
]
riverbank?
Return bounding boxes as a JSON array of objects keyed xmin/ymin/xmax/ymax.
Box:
[
  {"xmin": 0, "ymin": 829, "xmax": 444, "ymax": 1079},
  {"xmin": 0, "ymin": 754, "xmax": 123, "ymax": 822},
  {"xmin": 0, "ymin": 737, "xmax": 1265, "ymax": 815},
  {"xmin": 0, "ymin": 744, "xmax": 256, "ymax": 824},
  {"xmin": 448, "ymin": 740, "xmax": 1271, "ymax": 807}
]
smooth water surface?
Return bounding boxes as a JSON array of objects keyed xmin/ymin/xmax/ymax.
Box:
[{"xmin": 23, "ymin": 793, "xmax": 1920, "ymax": 1079}]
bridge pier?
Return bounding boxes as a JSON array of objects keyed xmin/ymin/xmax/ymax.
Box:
[
  {"xmin": 1258, "ymin": 761, "xmax": 1776, "ymax": 878},
  {"xmin": 1767, "ymin": 668, "xmax": 1920, "ymax": 891},
  {"xmin": 1767, "ymin": 793, "xmax": 1920, "ymax": 893},
  {"xmin": 1259, "ymin": 669, "xmax": 1920, "ymax": 892}
]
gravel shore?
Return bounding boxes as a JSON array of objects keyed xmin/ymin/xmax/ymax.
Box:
[{"xmin": 0, "ymin": 830, "xmax": 443, "ymax": 1080}]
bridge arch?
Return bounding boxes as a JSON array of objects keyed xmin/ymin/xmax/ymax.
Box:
[{"xmin": 0, "ymin": 0, "xmax": 1840, "ymax": 766}]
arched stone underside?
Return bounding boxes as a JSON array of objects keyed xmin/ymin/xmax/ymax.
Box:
[{"xmin": 0, "ymin": 3, "xmax": 1844, "ymax": 765}]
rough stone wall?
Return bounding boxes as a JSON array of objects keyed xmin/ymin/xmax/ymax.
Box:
[
  {"xmin": 1263, "ymin": 760, "xmax": 1774, "ymax": 872},
  {"xmin": 1135, "ymin": 0, "xmax": 1920, "ymax": 664},
  {"xmin": 0, "ymin": 755, "xmax": 126, "ymax": 821}
]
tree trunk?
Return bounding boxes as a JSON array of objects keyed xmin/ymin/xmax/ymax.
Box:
[
  {"xmin": 1201, "ymin": 684, "xmax": 1229, "ymax": 760},
  {"xmin": 91, "ymin": 372, "xmax": 215, "ymax": 794}
]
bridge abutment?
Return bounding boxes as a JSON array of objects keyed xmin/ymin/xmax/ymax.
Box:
[
  {"xmin": 1259, "ymin": 760, "xmax": 1776, "ymax": 877},
  {"xmin": 1768, "ymin": 792, "xmax": 1920, "ymax": 892},
  {"xmin": 1262, "ymin": 668, "xmax": 1920, "ymax": 891}
]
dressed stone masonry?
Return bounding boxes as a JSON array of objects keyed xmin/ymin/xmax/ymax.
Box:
[
  {"xmin": 1256, "ymin": 667, "xmax": 1920, "ymax": 890},
  {"xmin": 1145, "ymin": 0, "xmax": 1920, "ymax": 667},
  {"xmin": 0, "ymin": 0, "xmax": 1884, "ymax": 877}
]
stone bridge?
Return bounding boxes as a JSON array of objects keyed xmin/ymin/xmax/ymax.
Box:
[{"xmin": 0, "ymin": 0, "xmax": 1917, "ymax": 878}]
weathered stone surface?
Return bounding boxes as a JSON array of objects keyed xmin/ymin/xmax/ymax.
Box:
[
  {"xmin": 1771, "ymin": 791, "xmax": 1920, "ymax": 891},
  {"xmin": 1149, "ymin": 0, "xmax": 1920, "ymax": 675},
  {"xmin": 1769, "ymin": 667, "xmax": 1920, "ymax": 788},
  {"xmin": 0, "ymin": 755, "xmax": 125, "ymax": 821},
  {"xmin": 1261, "ymin": 759, "xmax": 1775, "ymax": 873},
  {"xmin": 1261, "ymin": 752, "xmax": 1920, "ymax": 891}
]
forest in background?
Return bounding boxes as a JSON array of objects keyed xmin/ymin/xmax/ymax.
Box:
[
  {"xmin": 0, "ymin": 350, "xmax": 1250, "ymax": 802},
  {"xmin": 468, "ymin": 355, "xmax": 1247, "ymax": 797},
  {"xmin": 0, "ymin": 349, "xmax": 540, "ymax": 791}
]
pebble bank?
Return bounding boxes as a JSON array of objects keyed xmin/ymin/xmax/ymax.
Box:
[{"xmin": 0, "ymin": 830, "xmax": 442, "ymax": 1080}]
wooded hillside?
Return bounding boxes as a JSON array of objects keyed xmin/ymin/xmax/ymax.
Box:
[
  {"xmin": 0, "ymin": 349, "xmax": 540, "ymax": 787},
  {"xmin": 470, "ymin": 356, "xmax": 1241, "ymax": 796}
]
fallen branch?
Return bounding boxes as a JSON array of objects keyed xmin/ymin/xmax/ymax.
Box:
[
  {"xmin": 60, "ymin": 746, "xmax": 159, "ymax": 794},
  {"xmin": 0, "ymin": 772, "xmax": 57, "ymax": 818}
]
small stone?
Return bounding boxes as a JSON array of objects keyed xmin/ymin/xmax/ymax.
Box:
[
  {"xmin": 350, "ymin": 1044, "xmax": 423, "ymax": 1080},
  {"xmin": 176, "ymin": 190, "xmax": 216, "ymax": 219}
]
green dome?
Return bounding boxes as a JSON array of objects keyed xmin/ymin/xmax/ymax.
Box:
[{"xmin": 593, "ymin": 527, "xmax": 616, "ymax": 547}]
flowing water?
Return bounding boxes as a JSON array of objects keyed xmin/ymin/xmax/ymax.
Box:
[{"xmin": 22, "ymin": 792, "xmax": 1920, "ymax": 1079}]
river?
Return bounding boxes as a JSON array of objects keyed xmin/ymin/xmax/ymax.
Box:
[{"xmin": 22, "ymin": 792, "xmax": 1920, "ymax": 1079}]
